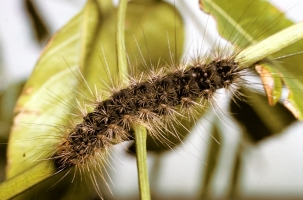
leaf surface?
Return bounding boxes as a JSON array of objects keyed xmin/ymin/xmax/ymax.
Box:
[{"xmin": 200, "ymin": 0, "xmax": 303, "ymax": 119}]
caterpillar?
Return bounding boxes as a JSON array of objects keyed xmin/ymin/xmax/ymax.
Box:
[
  {"xmin": 52, "ymin": 52, "xmax": 243, "ymax": 168},
  {"xmin": 2, "ymin": 0, "xmax": 303, "ymax": 199}
]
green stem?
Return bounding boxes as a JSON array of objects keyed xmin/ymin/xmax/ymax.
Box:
[
  {"xmin": 116, "ymin": 1, "xmax": 151, "ymax": 198},
  {"xmin": 0, "ymin": 161, "xmax": 56, "ymax": 199},
  {"xmin": 116, "ymin": 0, "xmax": 128, "ymax": 85},
  {"xmin": 236, "ymin": 21, "xmax": 303, "ymax": 67},
  {"xmin": 134, "ymin": 125, "xmax": 151, "ymax": 200}
]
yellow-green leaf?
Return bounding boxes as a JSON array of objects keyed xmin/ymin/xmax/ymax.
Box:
[{"xmin": 200, "ymin": 0, "xmax": 303, "ymax": 119}]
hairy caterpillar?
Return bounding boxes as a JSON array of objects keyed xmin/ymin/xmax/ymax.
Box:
[{"xmin": 2, "ymin": 0, "xmax": 303, "ymax": 199}]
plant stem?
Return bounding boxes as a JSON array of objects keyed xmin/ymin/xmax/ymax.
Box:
[
  {"xmin": 116, "ymin": 0, "xmax": 128, "ymax": 85},
  {"xmin": 116, "ymin": 1, "xmax": 151, "ymax": 198},
  {"xmin": 134, "ymin": 125, "xmax": 151, "ymax": 200},
  {"xmin": 236, "ymin": 21, "xmax": 303, "ymax": 67},
  {"xmin": 0, "ymin": 161, "xmax": 56, "ymax": 199}
]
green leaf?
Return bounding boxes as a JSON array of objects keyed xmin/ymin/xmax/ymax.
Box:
[
  {"xmin": 230, "ymin": 88, "xmax": 296, "ymax": 142},
  {"xmin": 200, "ymin": 0, "xmax": 303, "ymax": 119},
  {"xmin": 0, "ymin": 81, "xmax": 25, "ymax": 140},
  {"xmin": 125, "ymin": 0, "xmax": 184, "ymax": 67},
  {"xmin": 8, "ymin": 0, "xmax": 115, "ymax": 179},
  {"xmin": 25, "ymin": 0, "xmax": 50, "ymax": 43},
  {"xmin": 0, "ymin": 161, "xmax": 56, "ymax": 200}
]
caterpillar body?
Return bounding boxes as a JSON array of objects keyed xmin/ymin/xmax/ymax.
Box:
[
  {"xmin": 3, "ymin": 0, "xmax": 303, "ymax": 199},
  {"xmin": 53, "ymin": 55, "xmax": 242, "ymax": 170}
]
